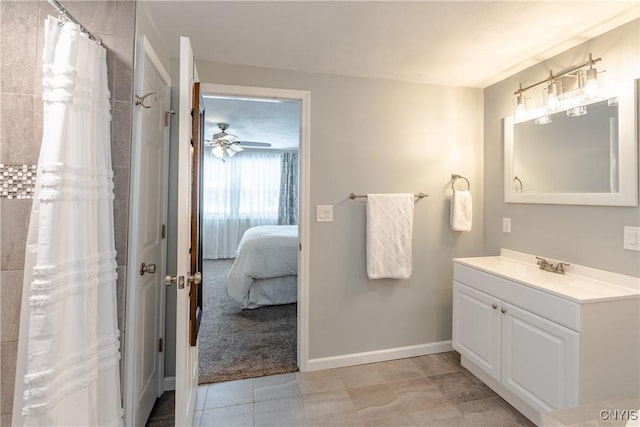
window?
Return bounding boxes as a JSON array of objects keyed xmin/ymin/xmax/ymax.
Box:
[{"xmin": 203, "ymin": 151, "xmax": 282, "ymax": 220}]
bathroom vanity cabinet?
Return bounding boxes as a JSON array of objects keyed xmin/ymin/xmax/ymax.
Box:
[{"xmin": 452, "ymin": 250, "xmax": 640, "ymax": 426}]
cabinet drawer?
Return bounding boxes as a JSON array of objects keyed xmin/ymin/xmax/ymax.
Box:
[{"xmin": 454, "ymin": 263, "xmax": 581, "ymax": 331}]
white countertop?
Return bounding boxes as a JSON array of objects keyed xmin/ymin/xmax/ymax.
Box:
[{"xmin": 454, "ymin": 251, "xmax": 640, "ymax": 304}]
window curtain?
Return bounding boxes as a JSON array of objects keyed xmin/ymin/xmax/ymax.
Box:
[
  {"xmin": 278, "ymin": 151, "xmax": 298, "ymax": 225},
  {"xmin": 203, "ymin": 151, "xmax": 282, "ymax": 259},
  {"xmin": 13, "ymin": 17, "xmax": 122, "ymax": 426}
]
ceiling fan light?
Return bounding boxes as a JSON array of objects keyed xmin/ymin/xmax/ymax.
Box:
[
  {"xmin": 212, "ymin": 145, "xmax": 225, "ymax": 158},
  {"xmin": 226, "ymin": 147, "xmax": 237, "ymax": 157}
]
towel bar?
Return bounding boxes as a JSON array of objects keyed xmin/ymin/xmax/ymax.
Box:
[{"xmin": 349, "ymin": 192, "xmax": 428, "ymax": 200}]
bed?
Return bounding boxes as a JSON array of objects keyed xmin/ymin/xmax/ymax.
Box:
[{"xmin": 227, "ymin": 225, "xmax": 298, "ymax": 309}]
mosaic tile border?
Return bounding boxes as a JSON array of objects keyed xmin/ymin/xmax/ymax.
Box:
[{"xmin": 1, "ymin": 164, "xmax": 37, "ymax": 199}]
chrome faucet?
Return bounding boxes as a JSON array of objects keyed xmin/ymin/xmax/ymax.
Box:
[
  {"xmin": 554, "ymin": 262, "xmax": 570, "ymax": 274},
  {"xmin": 536, "ymin": 257, "xmax": 555, "ymax": 272},
  {"xmin": 536, "ymin": 257, "xmax": 569, "ymax": 275}
]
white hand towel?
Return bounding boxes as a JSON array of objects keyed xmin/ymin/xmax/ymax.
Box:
[
  {"xmin": 450, "ymin": 190, "xmax": 472, "ymax": 231},
  {"xmin": 366, "ymin": 193, "xmax": 414, "ymax": 279}
]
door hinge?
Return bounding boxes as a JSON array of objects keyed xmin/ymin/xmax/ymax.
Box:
[
  {"xmin": 299, "ymin": 243, "xmax": 302, "ymax": 251},
  {"xmin": 164, "ymin": 110, "xmax": 175, "ymax": 127},
  {"xmin": 158, "ymin": 338, "xmax": 163, "ymax": 352},
  {"xmin": 161, "ymin": 224, "xmax": 166, "ymax": 239}
]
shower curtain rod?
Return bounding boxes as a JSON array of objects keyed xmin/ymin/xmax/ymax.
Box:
[{"xmin": 47, "ymin": 0, "xmax": 102, "ymax": 45}]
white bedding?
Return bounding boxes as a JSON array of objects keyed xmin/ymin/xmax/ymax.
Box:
[{"xmin": 227, "ymin": 225, "xmax": 298, "ymax": 308}]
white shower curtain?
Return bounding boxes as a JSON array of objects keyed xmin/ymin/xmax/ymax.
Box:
[{"xmin": 12, "ymin": 17, "xmax": 123, "ymax": 426}]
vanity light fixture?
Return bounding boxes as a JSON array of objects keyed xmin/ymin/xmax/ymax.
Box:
[
  {"xmin": 513, "ymin": 52, "xmax": 602, "ymax": 116},
  {"xmin": 583, "ymin": 53, "xmax": 599, "ymax": 99},
  {"xmin": 545, "ymin": 78, "xmax": 559, "ymax": 111},
  {"xmin": 514, "ymin": 84, "xmax": 526, "ymax": 119}
]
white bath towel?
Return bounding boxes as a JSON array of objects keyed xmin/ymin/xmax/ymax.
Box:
[
  {"xmin": 366, "ymin": 193, "xmax": 414, "ymax": 279},
  {"xmin": 450, "ymin": 190, "xmax": 472, "ymax": 231}
]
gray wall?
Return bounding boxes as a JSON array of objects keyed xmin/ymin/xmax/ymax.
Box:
[
  {"xmin": 483, "ymin": 19, "xmax": 640, "ymax": 277},
  {"xmin": 183, "ymin": 61, "xmax": 485, "ymax": 360},
  {"xmin": 0, "ymin": 1, "xmax": 135, "ymax": 424}
]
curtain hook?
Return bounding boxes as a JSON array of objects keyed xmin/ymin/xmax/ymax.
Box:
[{"xmin": 57, "ymin": 11, "xmax": 68, "ymax": 25}]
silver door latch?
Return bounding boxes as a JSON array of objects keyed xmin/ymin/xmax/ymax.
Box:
[{"xmin": 164, "ymin": 275, "xmax": 185, "ymax": 289}]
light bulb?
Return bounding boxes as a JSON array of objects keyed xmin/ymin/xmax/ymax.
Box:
[
  {"xmin": 546, "ymin": 82, "xmax": 558, "ymax": 111},
  {"xmin": 584, "ymin": 67, "xmax": 598, "ymax": 99},
  {"xmin": 212, "ymin": 145, "xmax": 224, "ymax": 158},
  {"xmin": 514, "ymin": 93, "xmax": 526, "ymax": 119}
]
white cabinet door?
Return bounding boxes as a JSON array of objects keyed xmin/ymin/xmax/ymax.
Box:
[
  {"xmin": 501, "ymin": 302, "xmax": 579, "ymax": 414},
  {"xmin": 453, "ymin": 282, "xmax": 502, "ymax": 382}
]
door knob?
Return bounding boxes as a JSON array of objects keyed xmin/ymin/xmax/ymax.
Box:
[
  {"xmin": 187, "ymin": 272, "xmax": 202, "ymax": 286},
  {"xmin": 140, "ymin": 262, "xmax": 156, "ymax": 276}
]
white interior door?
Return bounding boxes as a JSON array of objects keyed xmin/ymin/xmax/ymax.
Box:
[
  {"xmin": 124, "ymin": 37, "xmax": 171, "ymax": 427},
  {"xmin": 175, "ymin": 36, "xmax": 200, "ymax": 427}
]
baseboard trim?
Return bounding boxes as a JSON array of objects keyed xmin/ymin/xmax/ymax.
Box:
[
  {"xmin": 164, "ymin": 376, "xmax": 175, "ymax": 391},
  {"xmin": 304, "ymin": 340, "xmax": 452, "ymax": 371}
]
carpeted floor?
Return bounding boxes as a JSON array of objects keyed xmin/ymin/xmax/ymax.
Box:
[
  {"xmin": 198, "ymin": 259, "xmax": 298, "ymax": 385},
  {"xmin": 145, "ymin": 391, "xmax": 174, "ymax": 427}
]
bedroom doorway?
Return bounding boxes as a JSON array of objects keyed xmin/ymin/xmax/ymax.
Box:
[{"xmin": 197, "ymin": 83, "xmax": 310, "ymax": 385}]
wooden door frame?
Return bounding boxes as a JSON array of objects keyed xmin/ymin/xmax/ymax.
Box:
[
  {"xmin": 199, "ymin": 83, "xmax": 311, "ymax": 370},
  {"xmin": 190, "ymin": 83, "xmax": 204, "ymax": 346},
  {"xmin": 123, "ymin": 35, "xmax": 172, "ymax": 426}
]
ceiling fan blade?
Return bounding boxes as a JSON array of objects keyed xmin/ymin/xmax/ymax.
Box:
[
  {"xmin": 229, "ymin": 143, "xmax": 244, "ymax": 153},
  {"xmin": 237, "ymin": 141, "xmax": 272, "ymax": 147},
  {"xmin": 210, "ymin": 131, "xmax": 238, "ymax": 141}
]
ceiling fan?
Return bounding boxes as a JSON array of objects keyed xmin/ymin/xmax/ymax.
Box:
[{"xmin": 204, "ymin": 123, "xmax": 271, "ymax": 160}]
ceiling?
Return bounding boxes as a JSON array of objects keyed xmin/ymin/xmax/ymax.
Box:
[
  {"xmin": 203, "ymin": 96, "xmax": 301, "ymax": 150},
  {"xmin": 141, "ymin": 1, "xmax": 639, "ymax": 149}
]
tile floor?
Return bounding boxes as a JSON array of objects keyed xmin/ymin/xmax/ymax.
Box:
[{"xmin": 190, "ymin": 351, "xmax": 535, "ymax": 426}]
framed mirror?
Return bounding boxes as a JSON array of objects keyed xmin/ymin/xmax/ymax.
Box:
[{"xmin": 504, "ymin": 79, "xmax": 637, "ymax": 206}]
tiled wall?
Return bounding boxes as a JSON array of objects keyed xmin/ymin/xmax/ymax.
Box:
[{"xmin": 0, "ymin": 1, "xmax": 135, "ymax": 424}]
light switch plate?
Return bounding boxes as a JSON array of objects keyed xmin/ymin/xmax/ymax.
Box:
[
  {"xmin": 317, "ymin": 205, "xmax": 333, "ymax": 223},
  {"xmin": 502, "ymin": 218, "xmax": 511, "ymax": 233},
  {"xmin": 623, "ymin": 226, "xmax": 640, "ymax": 251}
]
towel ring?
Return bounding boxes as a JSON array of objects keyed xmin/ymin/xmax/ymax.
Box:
[
  {"xmin": 513, "ymin": 176, "xmax": 523, "ymax": 193},
  {"xmin": 451, "ymin": 174, "xmax": 470, "ymax": 192}
]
